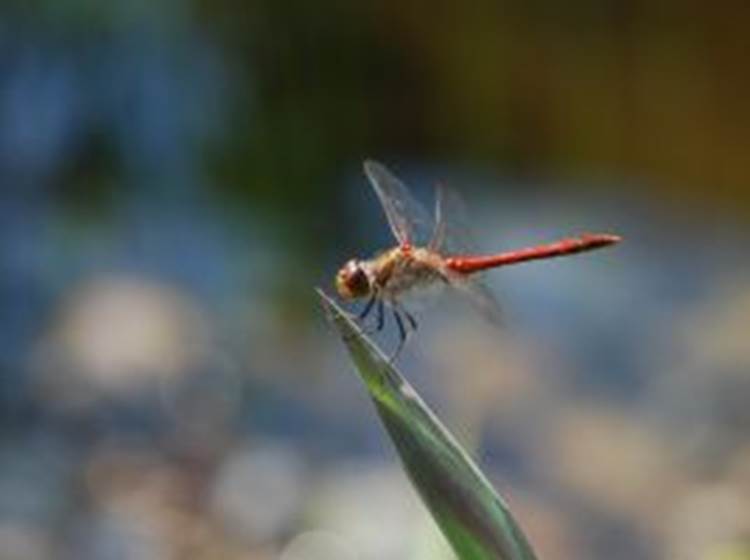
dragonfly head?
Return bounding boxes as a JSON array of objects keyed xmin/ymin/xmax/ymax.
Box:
[{"xmin": 336, "ymin": 259, "xmax": 372, "ymax": 300}]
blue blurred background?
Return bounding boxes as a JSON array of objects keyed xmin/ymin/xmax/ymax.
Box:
[{"xmin": 2, "ymin": 3, "xmax": 750, "ymax": 559}]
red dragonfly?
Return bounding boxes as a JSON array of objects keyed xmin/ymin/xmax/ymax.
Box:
[{"xmin": 336, "ymin": 160, "xmax": 620, "ymax": 356}]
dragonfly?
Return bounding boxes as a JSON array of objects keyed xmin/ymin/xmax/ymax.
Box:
[{"xmin": 335, "ymin": 160, "xmax": 621, "ymax": 357}]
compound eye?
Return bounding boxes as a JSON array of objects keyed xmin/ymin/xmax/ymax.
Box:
[
  {"xmin": 336, "ymin": 260, "xmax": 370, "ymax": 299},
  {"xmin": 349, "ymin": 263, "xmax": 370, "ymax": 294},
  {"xmin": 346, "ymin": 263, "xmax": 370, "ymax": 297}
]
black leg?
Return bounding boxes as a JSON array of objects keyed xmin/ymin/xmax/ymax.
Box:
[
  {"xmin": 393, "ymin": 309, "xmax": 406, "ymax": 342},
  {"xmin": 376, "ymin": 299, "xmax": 385, "ymax": 332},
  {"xmin": 392, "ymin": 301, "xmax": 418, "ymax": 333},
  {"xmin": 390, "ymin": 309, "xmax": 408, "ymax": 362},
  {"xmin": 358, "ymin": 295, "xmax": 376, "ymax": 320},
  {"xmin": 403, "ymin": 307, "xmax": 418, "ymax": 332},
  {"xmin": 359, "ymin": 298, "xmax": 386, "ymax": 336}
]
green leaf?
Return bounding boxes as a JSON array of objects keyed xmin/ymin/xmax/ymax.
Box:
[{"xmin": 318, "ymin": 290, "xmax": 538, "ymax": 560}]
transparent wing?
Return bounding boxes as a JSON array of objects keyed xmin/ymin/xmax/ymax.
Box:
[
  {"xmin": 431, "ymin": 184, "xmax": 504, "ymax": 325},
  {"xmin": 429, "ymin": 184, "xmax": 479, "ymax": 255},
  {"xmin": 363, "ymin": 160, "xmax": 435, "ymax": 247},
  {"xmin": 451, "ymin": 278, "xmax": 505, "ymax": 327}
]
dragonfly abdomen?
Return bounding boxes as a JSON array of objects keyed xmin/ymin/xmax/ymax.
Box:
[{"xmin": 446, "ymin": 233, "xmax": 621, "ymax": 274}]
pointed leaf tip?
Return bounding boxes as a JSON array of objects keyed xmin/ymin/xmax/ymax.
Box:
[{"xmin": 318, "ymin": 289, "xmax": 538, "ymax": 560}]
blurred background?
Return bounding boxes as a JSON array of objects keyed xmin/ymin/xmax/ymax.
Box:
[{"xmin": 2, "ymin": 2, "xmax": 750, "ymax": 559}]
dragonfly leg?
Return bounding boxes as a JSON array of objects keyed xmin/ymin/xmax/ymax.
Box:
[
  {"xmin": 402, "ymin": 306, "xmax": 418, "ymax": 332},
  {"xmin": 358, "ymin": 294, "xmax": 377, "ymax": 320},
  {"xmin": 390, "ymin": 308, "xmax": 408, "ymax": 362},
  {"xmin": 360, "ymin": 297, "xmax": 386, "ymax": 336},
  {"xmin": 388, "ymin": 302, "xmax": 419, "ymax": 363}
]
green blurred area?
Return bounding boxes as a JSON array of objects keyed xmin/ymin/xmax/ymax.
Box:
[
  {"xmin": 10, "ymin": 0, "xmax": 750, "ymax": 225},
  {"xmin": 210, "ymin": 1, "xmax": 750, "ymax": 220}
]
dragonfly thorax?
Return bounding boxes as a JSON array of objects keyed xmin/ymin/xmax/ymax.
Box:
[{"xmin": 335, "ymin": 259, "xmax": 373, "ymax": 300}]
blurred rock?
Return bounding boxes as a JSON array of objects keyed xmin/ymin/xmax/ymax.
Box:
[
  {"xmin": 649, "ymin": 278, "xmax": 750, "ymax": 468},
  {"xmin": 665, "ymin": 483, "xmax": 750, "ymax": 560},
  {"xmin": 67, "ymin": 513, "xmax": 168, "ymax": 560},
  {"xmin": 280, "ymin": 530, "xmax": 360, "ymax": 560},
  {"xmin": 32, "ymin": 276, "xmax": 212, "ymax": 406},
  {"xmin": 499, "ymin": 489, "xmax": 581, "ymax": 560},
  {"xmin": 430, "ymin": 321, "xmax": 546, "ymax": 419},
  {"xmin": 306, "ymin": 460, "xmax": 451, "ymax": 560},
  {"xmin": 0, "ymin": 434, "xmax": 73, "ymax": 525},
  {"xmin": 0, "ymin": 523, "xmax": 53, "ymax": 560},
  {"xmin": 211, "ymin": 442, "xmax": 307, "ymax": 545},
  {"xmin": 534, "ymin": 403, "xmax": 682, "ymax": 525}
]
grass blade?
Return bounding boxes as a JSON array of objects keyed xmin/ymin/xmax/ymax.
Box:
[{"xmin": 318, "ymin": 290, "xmax": 538, "ymax": 560}]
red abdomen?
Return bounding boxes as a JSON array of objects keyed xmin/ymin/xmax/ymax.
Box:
[{"xmin": 446, "ymin": 233, "xmax": 621, "ymax": 274}]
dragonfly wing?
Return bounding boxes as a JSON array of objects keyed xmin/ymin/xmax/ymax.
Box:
[
  {"xmin": 429, "ymin": 183, "xmax": 480, "ymax": 255},
  {"xmin": 364, "ymin": 160, "xmax": 435, "ymax": 247},
  {"xmin": 451, "ymin": 276, "xmax": 504, "ymax": 327},
  {"xmin": 430, "ymin": 184, "xmax": 448, "ymax": 251},
  {"xmin": 429, "ymin": 180, "xmax": 504, "ymax": 325}
]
